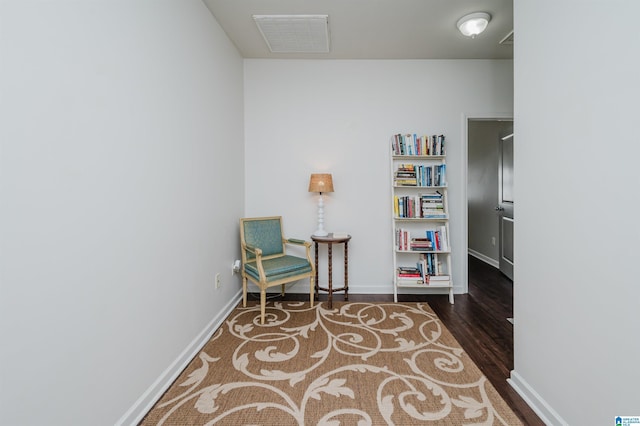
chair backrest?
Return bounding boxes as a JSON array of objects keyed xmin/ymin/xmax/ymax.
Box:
[{"xmin": 240, "ymin": 216, "xmax": 285, "ymax": 260}]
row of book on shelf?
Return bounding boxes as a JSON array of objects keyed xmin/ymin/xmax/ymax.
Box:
[
  {"xmin": 394, "ymin": 191, "xmax": 445, "ymax": 219},
  {"xmin": 394, "ymin": 163, "xmax": 446, "ymax": 187},
  {"xmin": 396, "ymin": 253, "xmax": 450, "ymax": 285},
  {"xmin": 391, "ymin": 134, "xmax": 446, "ymax": 156},
  {"xmin": 395, "ymin": 226, "xmax": 449, "ymax": 252}
]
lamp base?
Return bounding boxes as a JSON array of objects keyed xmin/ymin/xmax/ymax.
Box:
[{"xmin": 313, "ymin": 192, "xmax": 329, "ymax": 237}]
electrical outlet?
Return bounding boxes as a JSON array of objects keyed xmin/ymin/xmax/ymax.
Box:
[
  {"xmin": 232, "ymin": 259, "xmax": 241, "ymax": 275},
  {"xmin": 491, "ymin": 237, "xmax": 496, "ymax": 246},
  {"xmin": 215, "ymin": 273, "xmax": 221, "ymax": 289}
]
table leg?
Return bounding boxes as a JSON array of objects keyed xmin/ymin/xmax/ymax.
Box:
[
  {"xmin": 344, "ymin": 241, "xmax": 349, "ymax": 301},
  {"xmin": 314, "ymin": 241, "xmax": 319, "ymax": 300},
  {"xmin": 328, "ymin": 242, "xmax": 333, "ymax": 309}
]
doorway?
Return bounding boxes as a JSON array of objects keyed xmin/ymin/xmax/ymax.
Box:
[{"xmin": 466, "ymin": 118, "xmax": 513, "ymax": 279}]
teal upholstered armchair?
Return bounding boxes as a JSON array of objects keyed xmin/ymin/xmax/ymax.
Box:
[{"xmin": 240, "ymin": 216, "xmax": 315, "ymax": 323}]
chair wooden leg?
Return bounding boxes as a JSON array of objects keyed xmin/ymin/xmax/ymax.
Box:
[
  {"xmin": 309, "ymin": 276, "xmax": 314, "ymax": 307},
  {"xmin": 260, "ymin": 289, "xmax": 266, "ymax": 324},
  {"xmin": 281, "ymin": 284, "xmax": 285, "ymax": 296},
  {"xmin": 242, "ymin": 276, "xmax": 248, "ymax": 307}
]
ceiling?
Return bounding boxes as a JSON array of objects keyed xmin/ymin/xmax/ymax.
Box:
[{"xmin": 202, "ymin": 0, "xmax": 513, "ymax": 60}]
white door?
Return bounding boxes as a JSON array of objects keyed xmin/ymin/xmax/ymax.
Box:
[{"xmin": 497, "ymin": 132, "xmax": 514, "ymax": 279}]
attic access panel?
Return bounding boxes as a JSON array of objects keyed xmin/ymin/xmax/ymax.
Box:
[{"xmin": 253, "ymin": 14, "xmax": 330, "ymax": 53}]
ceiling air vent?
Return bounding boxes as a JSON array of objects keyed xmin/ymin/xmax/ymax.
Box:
[
  {"xmin": 499, "ymin": 30, "xmax": 514, "ymax": 45},
  {"xmin": 253, "ymin": 15, "xmax": 330, "ymax": 53}
]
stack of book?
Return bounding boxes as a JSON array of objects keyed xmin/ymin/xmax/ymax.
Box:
[
  {"xmin": 422, "ymin": 274, "xmax": 450, "ymax": 286},
  {"xmin": 396, "ymin": 266, "xmax": 424, "ymax": 284},
  {"xmin": 394, "ymin": 164, "xmax": 417, "ymax": 186},
  {"xmin": 421, "ymin": 192, "xmax": 445, "ymax": 218},
  {"xmin": 410, "ymin": 237, "xmax": 433, "ymax": 251}
]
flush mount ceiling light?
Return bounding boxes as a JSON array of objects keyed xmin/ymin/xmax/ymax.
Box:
[
  {"xmin": 253, "ymin": 15, "xmax": 330, "ymax": 53},
  {"xmin": 457, "ymin": 12, "xmax": 491, "ymax": 38}
]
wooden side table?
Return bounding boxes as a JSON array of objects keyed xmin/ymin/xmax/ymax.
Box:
[{"xmin": 311, "ymin": 233, "xmax": 351, "ymax": 308}]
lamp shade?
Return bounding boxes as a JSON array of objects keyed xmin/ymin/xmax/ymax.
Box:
[
  {"xmin": 457, "ymin": 12, "xmax": 491, "ymax": 38},
  {"xmin": 308, "ymin": 173, "xmax": 334, "ymax": 193}
]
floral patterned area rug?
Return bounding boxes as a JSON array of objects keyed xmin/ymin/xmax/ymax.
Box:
[{"xmin": 141, "ymin": 301, "xmax": 522, "ymax": 425}]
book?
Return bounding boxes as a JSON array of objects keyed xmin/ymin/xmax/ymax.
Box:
[
  {"xmin": 410, "ymin": 237, "xmax": 433, "ymax": 251},
  {"xmin": 438, "ymin": 225, "xmax": 448, "ymax": 251},
  {"xmin": 427, "ymin": 275, "xmax": 450, "ymax": 281},
  {"xmin": 398, "ymin": 266, "xmax": 420, "ymax": 273},
  {"xmin": 396, "ymin": 277, "xmax": 425, "ymax": 285},
  {"xmin": 395, "ymin": 179, "xmax": 417, "ymax": 186}
]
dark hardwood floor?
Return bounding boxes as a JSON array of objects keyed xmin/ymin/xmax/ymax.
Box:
[
  {"xmin": 264, "ymin": 254, "xmax": 543, "ymax": 425},
  {"xmin": 416, "ymin": 255, "xmax": 544, "ymax": 425}
]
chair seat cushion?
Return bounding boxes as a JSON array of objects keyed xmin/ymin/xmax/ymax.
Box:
[{"xmin": 244, "ymin": 255, "xmax": 312, "ymax": 282}]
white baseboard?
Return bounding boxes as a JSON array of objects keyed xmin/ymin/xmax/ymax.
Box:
[
  {"xmin": 116, "ymin": 291, "xmax": 243, "ymax": 426},
  {"xmin": 508, "ymin": 370, "xmax": 567, "ymax": 426},
  {"xmin": 468, "ymin": 248, "xmax": 499, "ymax": 268}
]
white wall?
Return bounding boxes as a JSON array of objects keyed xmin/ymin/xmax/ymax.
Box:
[
  {"xmin": 512, "ymin": 1, "xmax": 640, "ymax": 424},
  {"xmin": 245, "ymin": 60, "xmax": 513, "ymax": 295},
  {"xmin": 0, "ymin": 1, "xmax": 244, "ymax": 424}
]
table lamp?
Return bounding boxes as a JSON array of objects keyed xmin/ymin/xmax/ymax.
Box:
[{"xmin": 308, "ymin": 173, "xmax": 334, "ymax": 237}]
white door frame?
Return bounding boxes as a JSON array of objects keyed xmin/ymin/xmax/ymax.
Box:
[{"xmin": 460, "ymin": 112, "xmax": 514, "ymax": 293}]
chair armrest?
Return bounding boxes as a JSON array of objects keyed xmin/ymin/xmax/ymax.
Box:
[
  {"xmin": 242, "ymin": 243, "xmax": 266, "ymax": 281},
  {"xmin": 283, "ymin": 238, "xmax": 314, "ymax": 274},
  {"xmin": 243, "ymin": 243, "xmax": 263, "ymax": 256},
  {"xmin": 286, "ymin": 238, "xmax": 308, "ymax": 246}
]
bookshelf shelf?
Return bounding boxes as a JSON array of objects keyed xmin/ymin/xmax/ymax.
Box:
[
  {"xmin": 395, "ymin": 249, "xmax": 451, "ymax": 254},
  {"xmin": 394, "ymin": 217, "xmax": 450, "ymax": 222},
  {"xmin": 393, "ymin": 185, "xmax": 448, "ymax": 189},
  {"xmin": 392, "ymin": 155, "xmax": 446, "ymax": 160},
  {"xmin": 396, "ymin": 280, "xmax": 451, "ymax": 288},
  {"xmin": 390, "ymin": 133, "xmax": 454, "ymax": 304}
]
